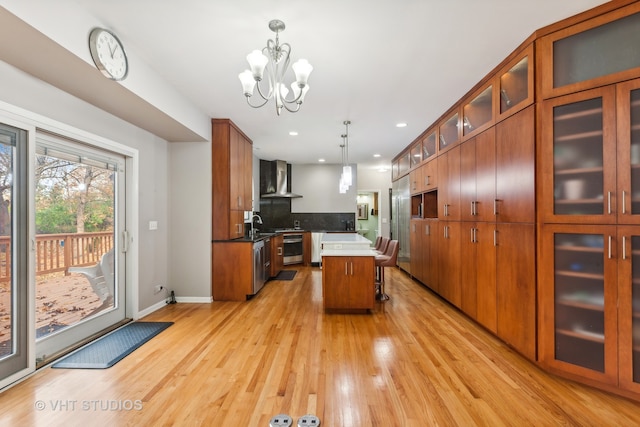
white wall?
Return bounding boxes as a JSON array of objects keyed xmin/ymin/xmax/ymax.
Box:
[
  {"xmin": 291, "ymin": 163, "xmax": 357, "ymax": 213},
  {"xmin": 0, "ymin": 60, "xmax": 203, "ymax": 311},
  {"xmin": 168, "ymin": 141, "xmax": 212, "ymax": 299}
]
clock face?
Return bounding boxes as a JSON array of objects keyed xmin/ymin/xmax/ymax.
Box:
[{"xmin": 89, "ymin": 28, "xmax": 128, "ymax": 81}]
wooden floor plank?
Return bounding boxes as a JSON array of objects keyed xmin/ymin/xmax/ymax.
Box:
[{"xmin": 1, "ymin": 265, "xmax": 640, "ymax": 426}]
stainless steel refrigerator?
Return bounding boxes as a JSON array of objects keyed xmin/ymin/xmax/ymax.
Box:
[{"xmin": 391, "ymin": 175, "xmax": 411, "ymax": 274}]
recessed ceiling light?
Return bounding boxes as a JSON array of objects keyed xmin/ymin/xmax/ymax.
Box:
[
  {"xmin": 373, "ymin": 154, "xmax": 381, "ymax": 158},
  {"xmin": 289, "ymin": 131, "xmax": 298, "ymax": 136},
  {"xmin": 318, "ymin": 158, "xmax": 325, "ymax": 162},
  {"xmin": 396, "ymin": 122, "xmax": 407, "ymax": 128}
]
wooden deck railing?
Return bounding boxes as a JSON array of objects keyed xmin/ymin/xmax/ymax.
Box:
[{"xmin": 0, "ymin": 232, "xmax": 113, "ymax": 283}]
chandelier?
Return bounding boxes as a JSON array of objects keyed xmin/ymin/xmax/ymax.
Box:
[
  {"xmin": 339, "ymin": 121, "xmax": 353, "ymax": 194},
  {"xmin": 238, "ymin": 19, "xmax": 313, "ymax": 115}
]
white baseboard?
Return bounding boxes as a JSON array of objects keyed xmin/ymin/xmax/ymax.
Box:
[
  {"xmin": 136, "ymin": 296, "xmax": 213, "ymax": 319},
  {"xmin": 176, "ymin": 296, "xmax": 213, "ymax": 303}
]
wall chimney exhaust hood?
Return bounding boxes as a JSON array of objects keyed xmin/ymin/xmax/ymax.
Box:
[{"xmin": 260, "ymin": 159, "xmax": 302, "ymax": 198}]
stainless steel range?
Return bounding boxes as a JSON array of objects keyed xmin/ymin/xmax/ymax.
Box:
[{"xmin": 282, "ymin": 233, "xmax": 303, "ymax": 265}]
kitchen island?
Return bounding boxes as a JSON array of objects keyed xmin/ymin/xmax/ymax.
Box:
[{"xmin": 321, "ymin": 233, "xmax": 376, "ymax": 312}]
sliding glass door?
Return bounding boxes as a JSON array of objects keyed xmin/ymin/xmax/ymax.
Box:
[
  {"xmin": 0, "ymin": 122, "xmax": 31, "ymax": 385},
  {"xmin": 34, "ymin": 132, "xmax": 127, "ymax": 363}
]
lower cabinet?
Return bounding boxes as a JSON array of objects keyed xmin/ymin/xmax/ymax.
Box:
[
  {"xmin": 212, "ymin": 242, "xmax": 253, "ymax": 301},
  {"xmin": 539, "ymin": 224, "xmax": 640, "ymax": 394},
  {"xmin": 270, "ymin": 234, "xmax": 284, "ymax": 277},
  {"xmin": 322, "ymin": 256, "xmax": 375, "ymax": 311},
  {"xmin": 495, "ymin": 223, "xmax": 536, "ymax": 361},
  {"xmin": 412, "ymin": 220, "xmax": 535, "ymax": 360}
]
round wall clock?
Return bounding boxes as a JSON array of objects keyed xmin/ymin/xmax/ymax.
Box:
[{"xmin": 88, "ymin": 27, "xmax": 129, "ymax": 81}]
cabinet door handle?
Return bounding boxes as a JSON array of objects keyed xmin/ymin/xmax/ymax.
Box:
[
  {"xmin": 470, "ymin": 201, "xmax": 475, "ymax": 216},
  {"xmin": 607, "ymin": 191, "xmax": 612, "ymax": 215},
  {"xmin": 493, "ymin": 199, "xmax": 499, "ymax": 216},
  {"xmin": 425, "ymin": 175, "xmax": 430, "ymax": 186},
  {"xmin": 622, "ymin": 190, "xmax": 627, "ymax": 214},
  {"xmin": 351, "ymin": 261, "xmax": 354, "ymax": 276},
  {"xmin": 623, "ymin": 236, "xmax": 627, "ymax": 260},
  {"xmin": 345, "ymin": 261, "xmax": 348, "ymax": 275},
  {"xmin": 444, "ymin": 226, "xmax": 448, "ymax": 239},
  {"xmin": 470, "ymin": 228, "xmax": 474, "ymax": 243},
  {"xmin": 494, "ymin": 229, "xmax": 498, "ymax": 247},
  {"xmin": 474, "ymin": 228, "xmax": 477, "ymax": 243},
  {"xmin": 608, "ymin": 235, "xmax": 612, "ymax": 259},
  {"xmin": 425, "ymin": 224, "xmax": 430, "ymax": 236}
]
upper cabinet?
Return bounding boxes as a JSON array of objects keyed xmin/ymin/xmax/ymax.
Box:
[
  {"xmin": 496, "ymin": 43, "xmax": 534, "ymax": 121},
  {"xmin": 211, "ymin": 118, "xmax": 253, "ymax": 240},
  {"xmin": 439, "ymin": 111, "xmax": 460, "ymax": 153},
  {"xmin": 462, "ymin": 84, "xmax": 493, "ymax": 140},
  {"xmin": 538, "ymin": 82, "xmax": 640, "ymax": 224},
  {"xmin": 538, "ymin": 2, "xmax": 640, "ymax": 100},
  {"xmin": 422, "ymin": 130, "xmax": 437, "ymax": 162}
]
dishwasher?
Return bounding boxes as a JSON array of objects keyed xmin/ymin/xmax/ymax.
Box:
[{"xmin": 252, "ymin": 240, "xmax": 266, "ymax": 294}]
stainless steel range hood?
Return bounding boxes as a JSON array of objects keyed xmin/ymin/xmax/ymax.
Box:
[{"xmin": 260, "ymin": 159, "xmax": 302, "ymax": 198}]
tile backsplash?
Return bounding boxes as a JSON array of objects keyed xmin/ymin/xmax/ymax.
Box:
[{"xmin": 258, "ymin": 198, "xmax": 355, "ymax": 231}]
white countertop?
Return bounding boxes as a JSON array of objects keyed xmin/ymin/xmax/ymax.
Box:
[
  {"xmin": 321, "ymin": 232, "xmax": 371, "ymax": 243},
  {"xmin": 321, "ymin": 249, "xmax": 377, "ymax": 257}
]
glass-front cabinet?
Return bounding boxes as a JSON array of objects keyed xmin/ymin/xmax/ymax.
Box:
[
  {"xmin": 542, "ymin": 79, "xmax": 640, "ymax": 225},
  {"xmin": 539, "ymin": 225, "xmax": 618, "ymax": 385},
  {"xmin": 541, "ymin": 224, "xmax": 640, "ymax": 393},
  {"xmin": 438, "ymin": 112, "xmax": 459, "ymax": 152},
  {"xmin": 539, "ymin": 3, "xmax": 640, "ymax": 99},
  {"xmin": 463, "ymin": 85, "xmax": 493, "ymax": 139},
  {"xmin": 619, "ymin": 226, "xmax": 640, "ymax": 394},
  {"xmin": 422, "ymin": 131, "xmax": 437, "ymax": 162},
  {"xmin": 497, "ymin": 43, "xmax": 533, "ymax": 120},
  {"xmin": 540, "ymin": 86, "xmax": 617, "ymax": 224},
  {"xmin": 617, "ymin": 78, "xmax": 640, "ymax": 225},
  {"xmin": 410, "ymin": 141, "xmax": 421, "ymax": 169}
]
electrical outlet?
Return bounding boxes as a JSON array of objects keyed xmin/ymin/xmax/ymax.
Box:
[
  {"xmin": 298, "ymin": 415, "xmax": 320, "ymax": 426},
  {"xmin": 269, "ymin": 414, "xmax": 293, "ymax": 427},
  {"xmin": 154, "ymin": 285, "xmax": 164, "ymax": 294}
]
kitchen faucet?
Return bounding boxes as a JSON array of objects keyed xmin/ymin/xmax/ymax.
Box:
[{"xmin": 250, "ymin": 214, "xmax": 263, "ymax": 238}]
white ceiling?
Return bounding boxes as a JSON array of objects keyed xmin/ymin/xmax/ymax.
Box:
[{"xmin": 2, "ymin": 0, "xmax": 609, "ymax": 170}]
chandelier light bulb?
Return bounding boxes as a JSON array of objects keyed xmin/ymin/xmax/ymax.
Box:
[
  {"xmin": 292, "ymin": 59, "xmax": 313, "ymax": 86},
  {"xmin": 246, "ymin": 50, "xmax": 268, "ymax": 80},
  {"xmin": 238, "ymin": 70, "xmax": 257, "ymax": 96},
  {"xmin": 239, "ymin": 19, "xmax": 312, "ymax": 115}
]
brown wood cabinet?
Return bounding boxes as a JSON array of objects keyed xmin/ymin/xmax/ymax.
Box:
[
  {"xmin": 437, "ymin": 145, "xmax": 461, "ymax": 220},
  {"xmin": 211, "ymin": 118, "xmax": 253, "ymax": 240},
  {"xmin": 212, "ymin": 241, "xmax": 253, "ymax": 301},
  {"xmin": 495, "ymin": 223, "xmax": 536, "ymax": 361},
  {"xmin": 322, "ymin": 255, "xmax": 375, "ymax": 311},
  {"xmin": 270, "ymin": 234, "xmax": 284, "ymax": 277},
  {"xmin": 393, "ymin": 0, "xmax": 640, "ymax": 400},
  {"xmin": 436, "ymin": 221, "xmax": 461, "ymax": 307},
  {"xmin": 460, "ymin": 127, "xmax": 496, "ymax": 222}
]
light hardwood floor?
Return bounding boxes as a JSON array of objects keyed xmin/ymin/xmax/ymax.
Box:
[{"xmin": 1, "ymin": 266, "xmax": 639, "ymax": 426}]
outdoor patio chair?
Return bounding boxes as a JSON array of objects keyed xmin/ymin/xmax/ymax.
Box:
[{"xmin": 69, "ymin": 248, "xmax": 115, "ymax": 305}]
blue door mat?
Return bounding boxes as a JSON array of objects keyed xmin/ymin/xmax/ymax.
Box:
[{"xmin": 52, "ymin": 321, "xmax": 173, "ymax": 369}]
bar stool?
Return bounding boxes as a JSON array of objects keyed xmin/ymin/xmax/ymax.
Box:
[
  {"xmin": 374, "ymin": 236, "xmax": 390, "ymax": 256},
  {"xmin": 371, "ymin": 236, "xmax": 383, "ymax": 251},
  {"xmin": 375, "ymin": 239, "xmax": 398, "ymax": 301}
]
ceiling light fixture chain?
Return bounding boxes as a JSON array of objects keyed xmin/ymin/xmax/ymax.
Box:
[{"xmin": 238, "ymin": 19, "xmax": 313, "ymax": 116}]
